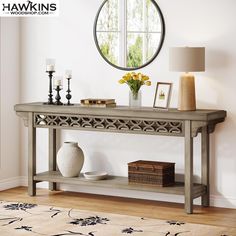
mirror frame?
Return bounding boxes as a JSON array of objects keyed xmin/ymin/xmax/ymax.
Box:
[{"xmin": 93, "ymin": 0, "xmax": 165, "ymax": 71}]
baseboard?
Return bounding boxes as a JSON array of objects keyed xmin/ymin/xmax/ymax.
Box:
[
  {"xmin": 0, "ymin": 176, "xmax": 48, "ymax": 191},
  {"xmin": 210, "ymin": 195, "xmax": 236, "ymax": 209},
  {"xmin": 19, "ymin": 176, "xmax": 27, "ymax": 186},
  {"xmin": 0, "ymin": 176, "xmax": 22, "ymax": 191},
  {"xmin": 1, "ymin": 176, "xmax": 236, "ymax": 209},
  {"xmin": 19, "ymin": 176, "xmax": 48, "ymax": 189}
]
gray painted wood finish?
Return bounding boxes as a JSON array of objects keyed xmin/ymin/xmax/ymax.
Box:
[
  {"xmin": 28, "ymin": 112, "xmax": 36, "ymax": 196},
  {"xmin": 184, "ymin": 120, "xmax": 193, "ymax": 214},
  {"xmin": 15, "ymin": 102, "xmax": 226, "ymax": 121},
  {"xmin": 49, "ymin": 128, "xmax": 57, "ymax": 191},
  {"xmin": 34, "ymin": 171, "xmax": 206, "ymax": 197},
  {"xmin": 15, "ymin": 102, "xmax": 226, "ymax": 214},
  {"xmin": 201, "ymin": 126, "xmax": 210, "ymax": 206}
]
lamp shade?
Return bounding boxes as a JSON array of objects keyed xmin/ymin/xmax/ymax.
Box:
[{"xmin": 169, "ymin": 47, "xmax": 205, "ymax": 72}]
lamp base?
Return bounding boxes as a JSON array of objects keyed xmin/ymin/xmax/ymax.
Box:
[{"xmin": 178, "ymin": 74, "xmax": 196, "ymax": 111}]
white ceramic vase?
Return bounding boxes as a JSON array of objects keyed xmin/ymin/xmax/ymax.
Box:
[{"xmin": 57, "ymin": 142, "xmax": 84, "ymax": 177}]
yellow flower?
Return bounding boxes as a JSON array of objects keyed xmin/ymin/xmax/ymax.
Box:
[
  {"xmin": 142, "ymin": 76, "xmax": 149, "ymax": 81},
  {"xmin": 119, "ymin": 79, "xmax": 126, "ymax": 84},
  {"xmin": 138, "ymin": 73, "xmax": 142, "ymax": 80},
  {"xmin": 124, "ymin": 73, "xmax": 132, "ymax": 81},
  {"xmin": 119, "ymin": 72, "xmax": 151, "ymax": 89}
]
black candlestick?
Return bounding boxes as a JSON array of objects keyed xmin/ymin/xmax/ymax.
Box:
[
  {"xmin": 66, "ymin": 78, "xmax": 73, "ymax": 105},
  {"xmin": 54, "ymin": 85, "xmax": 63, "ymax": 105},
  {"xmin": 45, "ymin": 71, "xmax": 55, "ymax": 105}
]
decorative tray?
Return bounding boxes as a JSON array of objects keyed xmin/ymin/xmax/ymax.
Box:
[{"xmin": 83, "ymin": 171, "xmax": 108, "ymax": 181}]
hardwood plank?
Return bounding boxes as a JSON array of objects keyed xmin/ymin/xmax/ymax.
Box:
[{"xmin": 0, "ymin": 187, "xmax": 235, "ymax": 231}]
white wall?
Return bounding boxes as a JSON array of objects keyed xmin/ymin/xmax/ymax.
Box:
[
  {"xmin": 19, "ymin": 0, "xmax": 236, "ymax": 208},
  {"xmin": 0, "ymin": 18, "xmax": 21, "ymax": 189}
]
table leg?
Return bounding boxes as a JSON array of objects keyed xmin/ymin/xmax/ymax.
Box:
[
  {"xmin": 201, "ymin": 126, "xmax": 210, "ymax": 206},
  {"xmin": 49, "ymin": 128, "xmax": 57, "ymax": 191},
  {"xmin": 28, "ymin": 112, "xmax": 36, "ymax": 196},
  {"xmin": 184, "ymin": 120, "xmax": 193, "ymax": 214}
]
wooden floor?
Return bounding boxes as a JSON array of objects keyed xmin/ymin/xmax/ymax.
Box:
[{"xmin": 0, "ymin": 187, "xmax": 236, "ymax": 230}]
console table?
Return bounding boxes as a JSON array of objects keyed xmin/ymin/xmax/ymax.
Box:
[{"xmin": 15, "ymin": 102, "xmax": 226, "ymax": 214}]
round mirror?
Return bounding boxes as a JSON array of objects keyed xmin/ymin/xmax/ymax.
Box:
[{"xmin": 94, "ymin": 0, "xmax": 165, "ymax": 71}]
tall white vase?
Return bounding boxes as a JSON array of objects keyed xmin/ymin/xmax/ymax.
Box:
[{"xmin": 57, "ymin": 142, "xmax": 84, "ymax": 177}]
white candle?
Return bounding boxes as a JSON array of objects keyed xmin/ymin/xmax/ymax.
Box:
[
  {"xmin": 46, "ymin": 58, "xmax": 55, "ymax": 72},
  {"xmin": 54, "ymin": 79, "xmax": 62, "ymax": 86},
  {"xmin": 65, "ymin": 70, "xmax": 72, "ymax": 79},
  {"xmin": 54, "ymin": 76, "xmax": 63, "ymax": 87},
  {"xmin": 46, "ymin": 64, "xmax": 55, "ymax": 72}
]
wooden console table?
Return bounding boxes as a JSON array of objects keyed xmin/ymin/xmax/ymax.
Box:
[{"xmin": 15, "ymin": 102, "xmax": 226, "ymax": 214}]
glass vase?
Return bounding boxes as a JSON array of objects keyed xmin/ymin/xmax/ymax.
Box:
[{"xmin": 129, "ymin": 90, "xmax": 142, "ymax": 108}]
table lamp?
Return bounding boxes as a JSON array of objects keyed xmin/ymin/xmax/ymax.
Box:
[{"xmin": 169, "ymin": 47, "xmax": 205, "ymax": 111}]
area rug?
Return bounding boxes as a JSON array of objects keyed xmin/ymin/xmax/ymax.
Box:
[{"xmin": 0, "ymin": 201, "xmax": 234, "ymax": 236}]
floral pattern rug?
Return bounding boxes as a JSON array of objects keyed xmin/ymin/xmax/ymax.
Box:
[{"xmin": 0, "ymin": 201, "xmax": 234, "ymax": 236}]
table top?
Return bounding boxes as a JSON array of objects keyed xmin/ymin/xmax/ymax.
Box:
[{"xmin": 15, "ymin": 102, "xmax": 227, "ymax": 122}]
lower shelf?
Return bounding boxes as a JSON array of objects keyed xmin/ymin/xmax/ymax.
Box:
[{"xmin": 34, "ymin": 171, "xmax": 206, "ymax": 199}]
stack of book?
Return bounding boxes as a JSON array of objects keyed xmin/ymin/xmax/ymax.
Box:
[{"xmin": 80, "ymin": 98, "xmax": 116, "ymax": 108}]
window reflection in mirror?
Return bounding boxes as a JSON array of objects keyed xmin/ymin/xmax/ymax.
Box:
[{"xmin": 94, "ymin": 0, "xmax": 165, "ymax": 70}]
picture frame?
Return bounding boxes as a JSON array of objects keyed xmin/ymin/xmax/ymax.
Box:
[{"xmin": 153, "ymin": 82, "xmax": 172, "ymax": 109}]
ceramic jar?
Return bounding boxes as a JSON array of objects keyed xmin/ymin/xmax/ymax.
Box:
[{"xmin": 57, "ymin": 142, "xmax": 84, "ymax": 177}]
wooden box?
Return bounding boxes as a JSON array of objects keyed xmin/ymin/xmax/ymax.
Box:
[{"xmin": 128, "ymin": 160, "xmax": 175, "ymax": 187}]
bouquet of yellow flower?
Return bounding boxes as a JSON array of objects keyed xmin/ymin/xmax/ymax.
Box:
[{"xmin": 118, "ymin": 72, "xmax": 151, "ymax": 99}]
